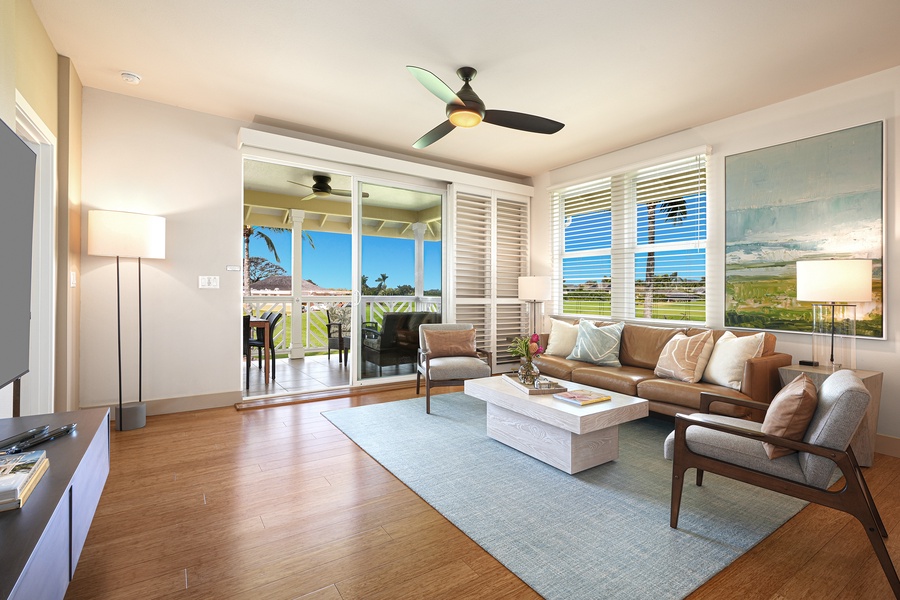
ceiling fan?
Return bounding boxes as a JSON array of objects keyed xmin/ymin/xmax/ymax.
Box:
[
  {"xmin": 407, "ymin": 65, "xmax": 565, "ymax": 149},
  {"xmin": 288, "ymin": 175, "xmax": 366, "ymax": 201}
]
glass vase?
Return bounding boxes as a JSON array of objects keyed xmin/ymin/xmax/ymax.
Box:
[{"xmin": 518, "ymin": 361, "xmax": 540, "ymax": 386}]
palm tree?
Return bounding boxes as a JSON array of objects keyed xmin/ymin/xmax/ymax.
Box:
[
  {"xmin": 244, "ymin": 226, "xmax": 281, "ymax": 296},
  {"xmin": 375, "ymin": 273, "xmax": 389, "ymax": 295},
  {"xmin": 643, "ymin": 197, "xmax": 687, "ymax": 317}
]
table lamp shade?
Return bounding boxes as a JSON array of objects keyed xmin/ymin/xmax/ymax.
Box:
[
  {"xmin": 796, "ymin": 259, "xmax": 872, "ymax": 303},
  {"xmin": 88, "ymin": 210, "xmax": 166, "ymax": 259},
  {"xmin": 518, "ymin": 276, "xmax": 551, "ymax": 301}
]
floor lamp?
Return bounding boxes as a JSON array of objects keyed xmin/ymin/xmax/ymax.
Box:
[
  {"xmin": 88, "ymin": 210, "xmax": 166, "ymax": 431},
  {"xmin": 796, "ymin": 259, "xmax": 872, "ymax": 371},
  {"xmin": 518, "ymin": 276, "xmax": 551, "ymax": 335}
]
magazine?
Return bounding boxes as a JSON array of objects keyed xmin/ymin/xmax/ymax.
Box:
[
  {"xmin": 553, "ymin": 389, "xmax": 612, "ymax": 406},
  {"xmin": 0, "ymin": 450, "xmax": 49, "ymax": 504}
]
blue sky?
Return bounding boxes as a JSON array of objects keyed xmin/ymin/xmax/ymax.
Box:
[{"xmin": 249, "ymin": 229, "xmax": 442, "ymax": 290}]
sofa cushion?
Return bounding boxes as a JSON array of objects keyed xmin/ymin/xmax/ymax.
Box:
[
  {"xmin": 532, "ymin": 355, "xmax": 580, "ymax": 380},
  {"xmin": 619, "ymin": 324, "xmax": 682, "ymax": 369},
  {"xmin": 701, "ymin": 331, "xmax": 765, "ymax": 390},
  {"xmin": 686, "ymin": 328, "xmax": 777, "ymax": 357},
  {"xmin": 637, "ymin": 378, "xmax": 752, "ymax": 418},
  {"xmin": 760, "ymin": 373, "xmax": 818, "ymax": 459},
  {"xmin": 571, "ymin": 365, "xmax": 656, "ymax": 396},
  {"xmin": 654, "ymin": 330, "xmax": 714, "ymax": 383},
  {"xmin": 567, "ymin": 320, "xmax": 624, "ymax": 366},
  {"xmin": 545, "ymin": 318, "xmax": 580, "ymax": 357},
  {"xmin": 422, "ymin": 328, "xmax": 478, "ymax": 358}
]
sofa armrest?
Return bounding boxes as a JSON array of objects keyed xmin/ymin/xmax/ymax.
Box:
[{"xmin": 740, "ymin": 352, "xmax": 793, "ymax": 418}]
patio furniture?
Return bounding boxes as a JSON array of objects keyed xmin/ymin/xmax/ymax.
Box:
[
  {"xmin": 363, "ymin": 312, "xmax": 439, "ymax": 375},
  {"xmin": 326, "ymin": 305, "xmax": 351, "ymax": 365},
  {"xmin": 416, "ymin": 323, "xmax": 492, "ymax": 413},
  {"xmin": 665, "ymin": 369, "xmax": 900, "ymax": 596},
  {"xmin": 249, "ymin": 311, "xmax": 281, "ymax": 379},
  {"xmin": 242, "ymin": 314, "xmax": 251, "ymax": 389}
]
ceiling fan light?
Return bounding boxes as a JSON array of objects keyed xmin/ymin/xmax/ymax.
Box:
[
  {"xmin": 448, "ymin": 108, "xmax": 482, "ymax": 128},
  {"xmin": 313, "ymin": 189, "xmax": 329, "ymax": 197}
]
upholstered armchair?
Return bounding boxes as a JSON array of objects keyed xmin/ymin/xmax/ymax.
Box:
[
  {"xmin": 664, "ymin": 369, "xmax": 900, "ymax": 595},
  {"xmin": 416, "ymin": 323, "xmax": 492, "ymax": 414}
]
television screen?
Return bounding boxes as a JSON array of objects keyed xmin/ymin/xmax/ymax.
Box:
[{"xmin": 0, "ymin": 118, "xmax": 37, "ymax": 389}]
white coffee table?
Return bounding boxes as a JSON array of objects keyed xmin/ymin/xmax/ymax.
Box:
[{"xmin": 464, "ymin": 376, "xmax": 649, "ymax": 474}]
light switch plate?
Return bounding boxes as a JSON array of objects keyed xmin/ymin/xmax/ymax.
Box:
[
  {"xmin": 70, "ymin": 271, "xmax": 77, "ymax": 288},
  {"xmin": 199, "ymin": 276, "xmax": 219, "ymax": 289},
  {"xmin": 226, "ymin": 265, "xmax": 241, "ymax": 272}
]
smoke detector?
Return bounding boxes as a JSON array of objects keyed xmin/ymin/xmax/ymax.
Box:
[{"xmin": 120, "ymin": 71, "xmax": 142, "ymax": 85}]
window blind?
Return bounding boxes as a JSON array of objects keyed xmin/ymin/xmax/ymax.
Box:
[{"xmin": 552, "ymin": 152, "xmax": 707, "ymax": 323}]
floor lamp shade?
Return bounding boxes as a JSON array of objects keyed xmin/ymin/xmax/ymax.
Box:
[
  {"xmin": 796, "ymin": 259, "xmax": 872, "ymax": 370},
  {"xmin": 88, "ymin": 210, "xmax": 166, "ymax": 259},
  {"xmin": 519, "ymin": 276, "xmax": 551, "ymax": 334},
  {"xmin": 88, "ymin": 210, "xmax": 166, "ymax": 430}
]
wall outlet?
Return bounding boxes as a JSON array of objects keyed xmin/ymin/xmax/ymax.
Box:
[{"xmin": 199, "ymin": 276, "xmax": 219, "ymax": 289}]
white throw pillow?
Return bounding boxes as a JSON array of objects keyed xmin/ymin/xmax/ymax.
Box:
[
  {"xmin": 701, "ymin": 331, "xmax": 765, "ymax": 390},
  {"xmin": 544, "ymin": 319, "xmax": 579, "ymax": 357}
]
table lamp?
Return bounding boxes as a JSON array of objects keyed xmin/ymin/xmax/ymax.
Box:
[
  {"xmin": 796, "ymin": 259, "xmax": 872, "ymax": 371},
  {"xmin": 88, "ymin": 210, "xmax": 166, "ymax": 430},
  {"xmin": 518, "ymin": 276, "xmax": 551, "ymax": 334}
]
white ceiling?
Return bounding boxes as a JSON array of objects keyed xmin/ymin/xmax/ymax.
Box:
[{"xmin": 32, "ymin": 0, "xmax": 900, "ymax": 179}]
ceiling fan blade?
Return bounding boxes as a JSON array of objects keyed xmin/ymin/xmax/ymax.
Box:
[
  {"xmin": 483, "ymin": 109, "xmax": 565, "ymax": 134},
  {"xmin": 299, "ymin": 192, "xmax": 317, "ymax": 202},
  {"xmin": 413, "ymin": 120, "xmax": 456, "ymax": 149},
  {"xmin": 331, "ymin": 189, "xmax": 352, "ymax": 197},
  {"xmin": 288, "ymin": 180, "xmax": 313, "ymax": 190},
  {"xmin": 407, "ymin": 66, "xmax": 464, "ymax": 106}
]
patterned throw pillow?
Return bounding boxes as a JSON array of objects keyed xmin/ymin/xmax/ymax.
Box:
[
  {"xmin": 760, "ymin": 373, "xmax": 819, "ymax": 459},
  {"xmin": 544, "ymin": 319, "xmax": 580, "ymax": 357},
  {"xmin": 654, "ymin": 330, "xmax": 714, "ymax": 383},
  {"xmin": 566, "ymin": 321, "xmax": 624, "ymax": 366}
]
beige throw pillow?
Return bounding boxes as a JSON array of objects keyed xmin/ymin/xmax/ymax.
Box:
[
  {"xmin": 654, "ymin": 330, "xmax": 714, "ymax": 383},
  {"xmin": 701, "ymin": 331, "xmax": 765, "ymax": 390},
  {"xmin": 544, "ymin": 319, "xmax": 580, "ymax": 357},
  {"xmin": 422, "ymin": 328, "xmax": 478, "ymax": 358},
  {"xmin": 761, "ymin": 373, "xmax": 819, "ymax": 459}
]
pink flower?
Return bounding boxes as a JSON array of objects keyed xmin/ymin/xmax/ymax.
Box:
[{"xmin": 530, "ymin": 333, "xmax": 540, "ymax": 343}]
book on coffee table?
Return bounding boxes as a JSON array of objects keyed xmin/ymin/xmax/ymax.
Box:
[
  {"xmin": 0, "ymin": 450, "xmax": 49, "ymax": 511},
  {"xmin": 553, "ymin": 389, "xmax": 612, "ymax": 406}
]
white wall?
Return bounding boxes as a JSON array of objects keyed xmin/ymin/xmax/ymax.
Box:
[
  {"xmin": 80, "ymin": 90, "xmax": 244, "ymax": 409},
  {"xmin": 533, "ymin": 66, "xmax": 900, "ymax": 440}
]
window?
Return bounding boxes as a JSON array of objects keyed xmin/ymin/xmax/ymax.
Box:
[{"xmin": 551, "ymin": 152, "xmax": 707, "ymax": 323}]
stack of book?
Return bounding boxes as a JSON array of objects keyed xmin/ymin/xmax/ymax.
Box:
[
  {"xmin": 553, "ymin": 389, "xmax": 612, "ymax": 406},
  {"xmin": 0, "ymin": 450, "xmax": 49, "ymax": 512}
]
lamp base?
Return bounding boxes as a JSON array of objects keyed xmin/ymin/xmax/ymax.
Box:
[{"xmin": 117, "ymin": 402, "xmax": 146, "ymax": 431}]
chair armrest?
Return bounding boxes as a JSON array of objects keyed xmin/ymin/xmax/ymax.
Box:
[
  {"xmin": 326, "ymin": 322, "xmax": 343, "ymax": 337},
  {"xmin": 675, "ymin": 412, "xmax": 847, "ymax": 461},
  {"xmin": 699, "ymin": 392, "xmax": 771, "ymax": 415},
  {"xmin": 476, "ymin": 348, "xmax": 493, "ymax": 364},
  {"xmin": 362, "ymin": 326, "xmax": 380, "ymax": 339}
]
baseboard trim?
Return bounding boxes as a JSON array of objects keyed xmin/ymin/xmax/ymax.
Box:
[
  {"xmin": 875, "ymin": 433, "xmax": 900, "ymax": 459},
  {"xmin": 80, "ymin": 390, "xmax": 243, "ymax": 420},
  {"xmin": 235, "ymin": 380, "xmax": 418, "ymax": 411}
]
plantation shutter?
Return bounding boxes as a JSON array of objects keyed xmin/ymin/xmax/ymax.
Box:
[{"xmin": 452, "ymin": 187, "xmax": 529, "ymax": 371}]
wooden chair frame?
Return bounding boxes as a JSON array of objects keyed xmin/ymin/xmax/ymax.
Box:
[
  {"xmin": 416, "ymin": 348, "xmax": 492, "ymax": 414},
  {"xmin": 670, "ymin": 392, "xmax": 900, "ymax": 596}
]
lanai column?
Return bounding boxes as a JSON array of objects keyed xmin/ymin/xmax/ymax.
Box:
[
  {"xmin": 412, "ymin": 222, "xmax": 427, "ymax": 309},
  {"xmin": 290, "ymin": 209, "xmax": 305, "ymax": 359}
]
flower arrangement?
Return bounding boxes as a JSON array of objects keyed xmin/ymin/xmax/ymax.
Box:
[{"xmin": 508, "ymin": 333, "xmax": 544, "ymax": 361}]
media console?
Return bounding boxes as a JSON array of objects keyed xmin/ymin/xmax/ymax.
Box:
[{"xmin": 0, "ymin": 408, "xmax": 110, "ymax": 600}]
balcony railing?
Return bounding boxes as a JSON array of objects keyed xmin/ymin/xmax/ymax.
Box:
[{"xmin": 243, "ymin": 295, "xmax": 441, "ymax": 356}]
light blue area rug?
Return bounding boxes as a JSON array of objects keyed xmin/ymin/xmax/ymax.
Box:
[{"xmin": 324, "ymin": 393, "xmax": 806, "ymax": 599}]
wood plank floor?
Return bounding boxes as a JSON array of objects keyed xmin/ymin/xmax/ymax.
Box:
[{"xmin": 66, "ymin": 386, "xmax": 900, "ymax": 599}]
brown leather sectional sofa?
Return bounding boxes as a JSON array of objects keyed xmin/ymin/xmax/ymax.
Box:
[{"xmin": 533, "ymin": 321, "xmax": 792, "ymax": 420}]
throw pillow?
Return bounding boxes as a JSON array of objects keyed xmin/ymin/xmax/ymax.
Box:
[
  {"xmin": 544, "ymin": 319, "xmax": 580, "ymax": 357},
  {"xmin": 654, "ymin": 330, "xmax": 714, "ymax": 383},
  {"xmin": 566, "ymin": 321, "xmax": 624, "ymax": 366},
  {"xmin": 761, "ymin": 373, "xmax": 819, "ymax": 459},
  {"xmin": 422, "ymin": 328, "xmax": 478, "ymax": 358},
  {"xmin": 701, "ymin": 331, "xmax": 765, "ymax": 390}
]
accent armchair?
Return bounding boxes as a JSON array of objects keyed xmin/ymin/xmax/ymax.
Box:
[
  {"xmin": 416, "ymin": 323, "xmax": 492, "ymax": 414},
  {"xmin": 664, "ymin": 369, "xmax": 900, "ymax": 596}
]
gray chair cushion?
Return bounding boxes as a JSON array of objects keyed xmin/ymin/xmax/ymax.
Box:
[
  {"xmin": 800, "ymin": 369, "xmax": 870, "ymax": 488},
  {"xmin": 664, "ymin": 415, "xmax": 808, "ymax": 485},
  {"xmin": 422, "ymin": 356, "xmax": 491, "ymax": 381}
]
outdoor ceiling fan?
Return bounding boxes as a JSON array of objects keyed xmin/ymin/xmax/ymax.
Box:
[
  {"xmin": 288, "ymin": 175, "xmax": 367, "ymax": 201},
  {"xmin": 407, "ymin": 65, "xmax": 565, "ymax": 149}
]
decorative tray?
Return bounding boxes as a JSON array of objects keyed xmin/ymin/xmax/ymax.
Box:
[{"xmin": 501, "ymin": 373, "xmax": 566, "ymax": 395}]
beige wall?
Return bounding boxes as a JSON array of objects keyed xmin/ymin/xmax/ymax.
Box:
[
  {"xmin": 79, "ymin": 89, "xmax": 244, "ymax": 410},
  {"xmin": 0, "ymin": 1, "xmax": 15, "ymax": 124},
  {"xmin": 535, "ymin": 66, "xmax": 900, "ymax": 440},
  {"xmin": 14, "ymin": 0, "xmax": 57, "ymax": 135}
]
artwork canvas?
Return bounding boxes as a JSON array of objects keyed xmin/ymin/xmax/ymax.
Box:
[{"xmin": 724, "ymin": 122, "xmax": 883, "ymax": 337}]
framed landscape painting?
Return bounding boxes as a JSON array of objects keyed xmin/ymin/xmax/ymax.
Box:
[{"xmin": 724, "ymin": 121, "xmax": 884, "ymax": 338}]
